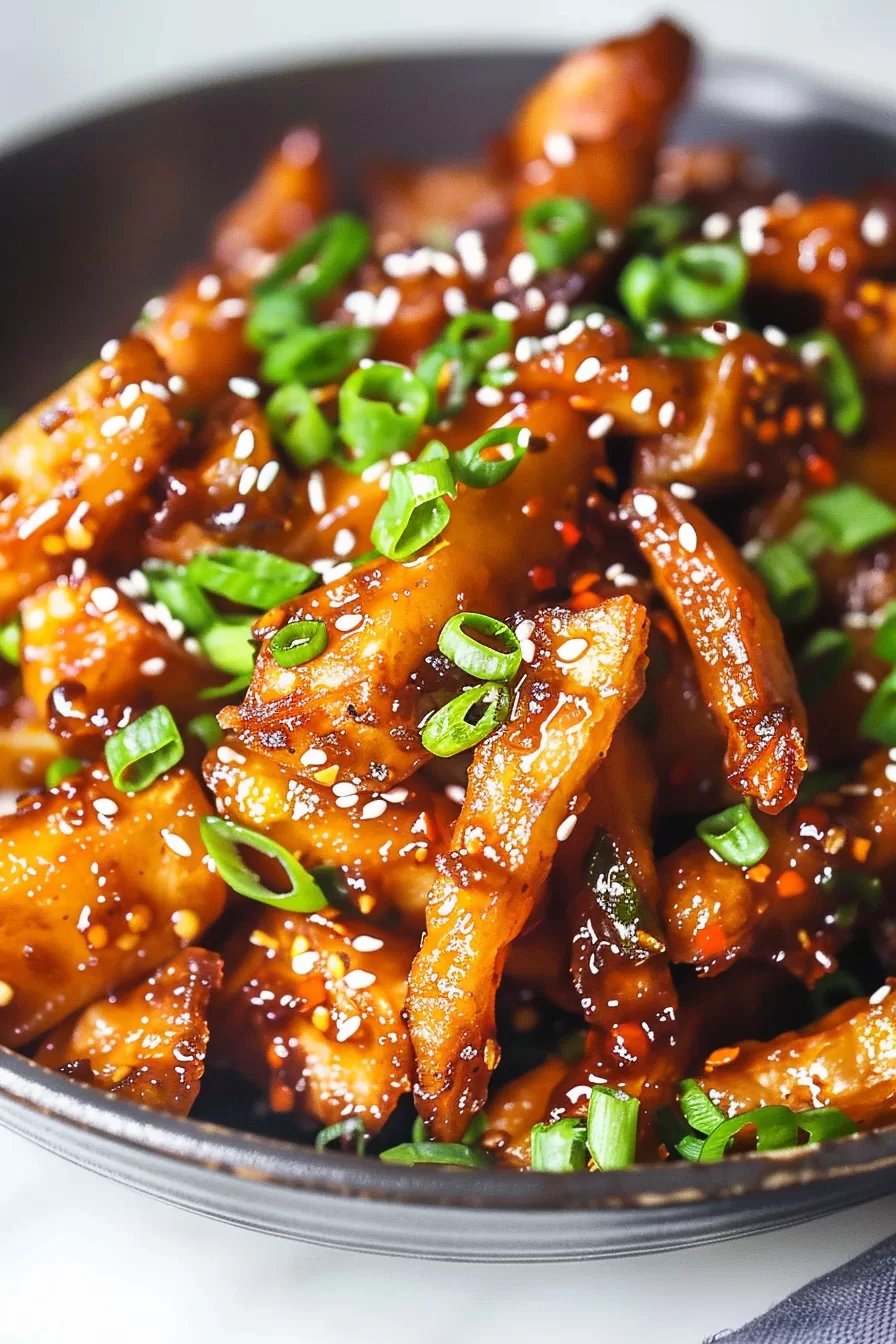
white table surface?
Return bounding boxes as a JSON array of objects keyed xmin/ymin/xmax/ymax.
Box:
[{"xmin": 3, "ymin": 3, "xmax": 896, "ymax": 1340}]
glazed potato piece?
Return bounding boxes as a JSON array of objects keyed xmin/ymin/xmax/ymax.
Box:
[
  {"xmin": 566, "ymin": 722, "xmax": 677, "ymax": 1032},
  {"xmin": 36, "ymin": 948, "xmax": 222, "ymax": 1116},
  {"xmin": 659, "ymin": 749, "xmax": 896, "ymax": 980},
  {"xmin": 221, "ymin": 397, "xmax": 597, "ymax": 789},
  {"xmin": 144, "ymin": 393, "xmax": 292, "ymax": 564},
  {"xmin": 0, "ymin": 685, "xmax": 59, "ymax": 791},
  {"xmin": 20, "ymin": 566, "xmax": 219, "ymax": 743},
  {"xmin": 695, "ymin": 982, "xmax": 896, "ymax": 1128},
  {"xmin": 620, "ymin": 487, "xmax": 808, "ymax": 813},
  {"xmin": 368, "ymin": 160, "xmax": 508, "ymax": 254},
  {"xmin": 213, "ymin": 907, "xmax": 416, "ymax": 1131},
  {"xmin": 509, "ymin": 19, "xmax": 693, "ymax": 222},
  {"xmin": 142, "ymin": 269, "xmax": 255, "ymax": 413},
  {"xmin": 212, "ymin": 127, "xmax": 333, "ymax": 291},
  {"xmin": 485, "ymin": 1056, "xmax": 570, "ymax": 1169},
  {"xmin": 746, "ymin": 197, "xmax": 866, "ymax": 313},
  {"xmin": 328, "ymin": 258, "xmax": 478, "ymax": 367},
  {"xmin": 837, "ymin": 280, "xmax": 896, "ymax": 383},
  {"xmin": 0, "ymin": 337, "xmax": 184, "ymax": 618},
  {"xmin": 650, "ymin": 628, "xmax": 733, "ymax": 814},
  {"xmin": 408, "ymin": 597, "xmax": 650, "ymax": 1141},
  {"xmin": 203, "ymin": 739, "xmax": 458, "ymax": 926},
  {"xmin": 0, "ymin": 765, "xmax": 226, "ymax": 1048}
]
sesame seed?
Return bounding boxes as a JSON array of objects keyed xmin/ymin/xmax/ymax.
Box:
[
  {"xmin": 257, "ymin": 461, "xmax": 280, "ymax": 492},
  {"xmin": 307, "ymin": 471, "xmax": 326, "ymax": 515},
  {"xmin": 444, "ymin": 784, "xmax": 466, "ymax": 807},
  {"xmin": 93, "ymin": 797, "xmax": 119, "ymax": 817},
  {"xmin": 520, "ymin": 638, "xmax": 536, "ymax": 664},
  {"xmin": 443, "ymin": 286, "xmax": 468, "ymax": 317},
  {"xmin": 884, "ymin": 763, "xmax": 896, "ymax": 784},
  {"xmin": 543, "ymin": 131, "xmax": 576, "ymax": 166},
  {"xmin": 588, "ymin": 413, "xmax": 614, "ymax": 440},
  {"xmin": 861, "ymin": 208, "xmax": 890, "ymax": 246},
  {"xmin": 18, "ymin": 499, "xmax": 60, "ymax": 539},
  {"xmin": 678, "ymin": 523, "xmax": 698, "ymax": 553},
  {"xmin": 336, "ymin": 1014, "xmax": 362, "ymax": 1042},
  {"xmin": 557, "ymin": 637, "xmax": 588, "ymax": 662},
  {"xmin": 344, "ymin": 968, "xmax": 376, "ymax": 991},
  {"xmin": 197, "ymin": 273, "xmax": 222, "ymax": 302},
  {"xmin": 100, "ymin": 415, "xmax": 128, "ymax": 438},
  {"xmin": 545, "ymin": 302, "xmax": 569, "ymax": 331},
  {"xmin": 762, "ymin": 325, "xmax": 788, "ymax": 347},
  {"xmin": 701, "ymin": 212, "xmax": 732, "ymax": 240},
  {"xmin": 352, "ymin": 935, "xmax": 384, "ymax": 953},
  {"xmin": 301, "ymin": 747, "xmax": 328, "ymax": 767},
  {"xmin": 658, "ymin": 400, "xmax": 676, "ymax": 429},
  {"xmin": 631, "ymin": 388, "xmax": 653, "ymax": 414},
  {"xmin": 361, "ymin": 799, "xmax": 388, "ymax": 820},
  {"xmin": 374, "ymin": 286, "xmax": 401, "ymax": 326},
  {"xmin": 557, "ymin": 318, "xmax": 585, "ymax": 346},
  {"xmin": 168, "ymin": 374, "xmax": 187, "ymax": 395},
  {"xmin": 870, "ymin": 983, "xmax": 892, "ymax": 1005},
  {"xmin": 455, "ymin": 230, "xmax": 487, "ymax": 280},
  {"xmin": 119, "ymin": 382, "xmax": 140, "ymax": 409},
  {"xmin": 141, "ymin": 380, "xmax": 169, "ymax": 401},
  {"xmin": 291, "ymin": 950, "xmax": 319, "ymax": 976},
  {"xmin": 476, "ymin": 385, "xmax": 504, "ymax": 406},
  {"xmin": 234, "ymin": 429, "xmax": 255, "ymax": 459},
  {"xmin": 492, "ymin": 300, "xmax": 520, "ymax": 321},
  {"xmin": 633, "ymin": 493, "xmax": 657, "ymax": 518},
  {"xmin": 139, "ymin": 657, "xmax": 166, "ymax": 676},
  {"xmin": 100, "ymin": 338, "xmax": 120, "ymax": 361},
  {"xmin": 238, "ymin": 466, "xmax": 258, "ymax": 495},
  {"xmin": 331, "ymin": 528, "xmax": 355, "ymax": 558},
  {"xmin": 334, "ymin": 613, "xmax": 363, "ymax": 633},
  {"xmin": 217, "ymin": 297, "xmax": 247, "ymax": 319},
  {"xmin": 216, "ymin": 746, "xmax": 246, "ymax": 765},
  {"xmin": 855, "ymin": 670, "xmax": 878, "ymax": 694},
  {"xmin": 556, "ymin": 814, "xmax": 578, "ymax": 842},
  {"xmin": 332, "ymin": 781, "xmax": 358, "ymax": 798},
  {"xmin": 575, "ymin": 356, "xmax": 602, "ymax": 382},
  {"xmin": 129, "ymin": 406, "xmax": 147, "ymax": 431},
  {"xmin": 670, "ymin": 481, "xmax": 696, "ymax": 500},
  {"xmin": 90, "ymin": 586, "xmax": 119, "ymax": 613},
  {"xmin": 162, "ymin": 830, "xmax": 192, "ymax": 858},
  {"xmin": 508, "ymin": 252, "xmax": 538, "ymax": 288},
  {"xmin": 229, "ymin": 377, "xmax": 260, "ymax": 398}
]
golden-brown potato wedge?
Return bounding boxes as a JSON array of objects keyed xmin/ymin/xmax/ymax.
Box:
[
  {"xmin": 368, "ymin": 160, "xmax": 508, "ymax": 254},
  {"xmin": 0, "ymin": 684, "xmax": 59, "ymax": 791},
  {"xmin": 213, "ymin": 907, "xmax": 416, "ymax": 1131},
  {"xmin": 408, "ymin": 597, "xmax": 650, "ymax": 1140},
  {"xmin": 142, "ymin": 270, "xmax": 255, "ymax": 413},
  {"xmin": 0, "ymin": 337, "xmax": 184, "ymax": 618},
  {"xmin": 0, "ymin": 765, "xmax": 226, "ymax": 1047},
  {"xmin": 36, "ymin": 947, "xmax": 222, "ymax": 1116},
  {"xmin": 485, "ymin": 1056, "xmax": 570, "ymax": 1169}
]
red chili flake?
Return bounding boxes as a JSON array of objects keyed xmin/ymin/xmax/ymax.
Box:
[
  {"xmin": 613, "ymin": 1022, "xmax": 650, "ymax": 1060},
  {"xmin": 529, "ymin": 565, "xmax": 556, "ymax": 591},
  {"xmin": 746, "ymin": 862, "xmax": 771, "ymax": 884},
  {"xmin": 696, "ymin": 924, "xmax": 728, "ymax": 959},
  {"xmin": 805, "ymin": 453, "xmax": 837, "ymax": 488},
  {"xmin": 776, "ymin": 870, "xmax": 807, "ymax": 899},
  {"xmin": 572, "ymin": 571, "xmax": 600, "ymax": 594},
  {"xmin": 568, "ymin": 591, "xmax": 600, "ymax": 611},
  {"xmin": 667, "ymin": 758, "xmax": 692, "ymax": 788},
  {"xmin": 554, "ymin": 519, "xmax": 582, "ymax": 548}
]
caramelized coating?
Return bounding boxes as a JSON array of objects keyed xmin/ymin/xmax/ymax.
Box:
[
  {"xmin": 368, "ymin": 160, "xmax": 508, "ymax": 254},
  {"xmin": 0, "ymin": 337, "xmax": 183, "ymax": 618},
  {"xmin": 747, "ymin": 197, "xmax": 866, "ymax": 314},
  {"xmin": 144, "ymin": 393, "xmax": 292, "ymax": 564},
  {"xmin": 213, "ymin": 907, "xmax": 416, "ymax": 1130},
  {"xmin": 221, "ymin": 398, "xmax": 597, "ymax": 789},
  {"xmin": 203, "ymin": 738, "xmax": 457, "ymax": 926},
  {"xmin": 212, "ymin": 128, "xmax": 333, "ymax": 291},
  {"xmin": 408, "ymin": 597, "xmax": 649, "ymax": 1140},
  {"xmin": 329, "ymin": 258, "xmax": 478, "ymax": 367},
  {"xmin": 142, "ymin": 270, "xmax": 255, "ymax": 413},
  {"xmin": 650, "ymin": 626, "xmax": 732, "ymax": 814},
  {"xmin": 0, "ymin": 765, "xmax": 226, "ymax": 1047},
  {"xmin": 20, "ymin": 566, "xmax": 218, "ymax": 744},
  {"xmin": 838, "ymin": 280, "xmax": 896, "ymax": 384},
  {"xmin": 696, "ymin": 983, "xmax": 896, "ymax": 1128},
  {"xmin": 36, "ymin": 948, "xmax": 222, "ymax": 1116},
  {"xmin": 621, "ymin": 487, "xmax": 808, "ymax": 812},
  {"xmin": 0, "ymin": 685, "xmax": 59, "ymax": 791},
  {"xmin": 509, "ymin": 19, "xmax": 693, "ymax": 222},
  {"xmin": 485, "ymin": 1056, "xmax": 570, "ymax": 1169}
]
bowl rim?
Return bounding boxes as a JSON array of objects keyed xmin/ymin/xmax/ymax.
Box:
[{"xmin": 3, "ymin": 44, "xmax": 896, "ymax": 1215}]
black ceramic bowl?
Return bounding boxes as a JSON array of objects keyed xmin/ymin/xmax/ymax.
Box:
[{"xmin": 2, "ymin": 48, "xmax": 896, "ymax": 1262}]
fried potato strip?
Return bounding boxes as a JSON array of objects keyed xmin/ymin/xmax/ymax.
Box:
[{"xmin": 408, "ymin": 597, "xmax": 649, "ymax": 1140}]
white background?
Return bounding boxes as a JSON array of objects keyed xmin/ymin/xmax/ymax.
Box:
[{"xmin": 2, "ymin": 2, "xmax": 896, "ymax": 1340}]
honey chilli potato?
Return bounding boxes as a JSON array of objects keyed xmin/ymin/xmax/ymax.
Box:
[{"xmin": 6, "ymin": 15, "xmax": 896, "ymax": 1177}]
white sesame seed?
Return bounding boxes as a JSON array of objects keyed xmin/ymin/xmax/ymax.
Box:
[
  {"xmin": 229, "ymin": 377, "xmax": 260, "ymax": 398},
  {"xmin": 584, "ymin": 312, "xmax": 606, "ymax": 330},
  {"xmin": 216, "ymin": 746, "xmax": 246, "ymax": 765},
  {"xmin": 381, "ymin": 788, "xmax": 409, "ymax": 805},
  {"xmin": 336, "ymin": 1014, "xmax": 362, "ymax": 1042},
  {"xmin": 557, "ymin": 318, "xmax": 585, "ymax": 346},
  {"xmin": 443, "ymin": 286, "xmax": 468, "ymax": 317},
  {"xmin": 855, "ymin": 669, "xmax": 878, "ymax": 694},
  {"xmin": 374, "ymin": 286, "xmax": 401, "ymax": 326},
  {"xmin": 301, "ymin": 747, "xmax": 328, "ymax": 767},
  {"xmin": 588, "ymin": 413, "xmax": 614, "ymax": 440},
  {"xmin": 656, "ymin": 400, "xmax": 676, "ymax": 430},
  {"xmin": 886, "ymin": 763, "xmax": 896, "ymax": 784},
  {"xmin": 128, "ymin": 405, "xmax": 147, "ymax": 431},
  {"xmin": 334, "ymin": 613, "xmax": 363, "ymax": 633},
  {"xmin": 508, "ymin": 252, "xmax": 538, "ymax": 288},
  {"xmin": 119, "ymin": 382, "xmax": 140, "ymax": 409},
  {"xmin": 361, "ymin": 798, "xmax": 388, "ymax": 821},
  {"xmin": 100, "ymin": 339, "xmax": 120, "ymax": 361},
  {"xmin": 556, "ymin": 814, "xmax": 578, "ymax": 842},
  {"xmin": 216, "ymin": 297, "xmax": 247, "ymax": 319},
  {"xmin": 476, "ymin": 385, "xmax": 504, "ymax": 406},
  {"xmin": 557, "ymin": 637, "xmax": 588, "ymax": 662},
  {"xmin": 861, "ymin": 208, "xmax": 890, "ymax": 246},
  {"xmin": 18, "ymin": 500, "xmax": 60, "ymax": 539},
  {"xmin": 257, "ymin": 461, "xmax": 280, "ymax": 493},
  {"xmin": 701, "ymin": 211, "xmax": 732, "ymax": 241},
  {"xmin": 161, "ymin": 830, "xmax": 192, "ymax": 858},
  {"xmin": 331, "ymin": 528, "xmax": 355, "ymax": 558},
  {"xmin": 344, "ymin": 968, "xmax": 376, "ymax": 989},
  {"xmin": 543, "ymin": 131, "xmax": 576, "ymax": 166},
  {"xmin": 455, "ymin": 230, "xmax": 487, "ymax": 280},
  {"xmin": 197, "ymin": 273, "xmax": 222, "ymax": 302},
  {"xmin": 292, "ymin": 951, "xmax": 319, "ymax": 976},
  {"xmin": 238, "ymin": 466, "xmax": 258, "ymax": 496},
  {"xmin": 575, "ymin": 356, "xmax": 602, "ymax": 383},
  {"xmin": 168, "ymin": 374, "xmax": 187, "ymax": 396},
  {"xmin": 100, "ymin": 415, "xmax": 128, "ymax": 438},
  {"xmin": 514, "ymin": 336, "xmax": 541, "ymax": 362},
  {"xmin": 678, "ymin": 523, "xmax": 698, "ymax": 553},
  {"xmin": 544, "ymin": 302, "xmax": 568, "ymax": 331},
  {"xmin": 631, "ymin": 388, "xmax": 653, "ymax": 414},
  {"xmin": 332, "ymin": 781, "xmax": 358, "ymax": 797},
  {"xmin": 336, "ymin": 794, "xmax": 359, "ymax": 810},
  {"xmin": 633, "ymin": 493, "xmax": 657, "ymax": 518},
  {"xmin": 141, "ymin": 380, "xmax": 169, "ymax": 401},
  {"xmin": 492, "ymin": 300, "xmax": 520, "ymax": 321},
  {"xmin": 870, "ymin": 984, "xmax": 892, "ymax": 1005},
  {"xmin": 90, "ymin": 586, "xmax": 119, "ymax": 613},
  {"xmin": 139, "ymin": 657, "xmax": 166, "ymax": 676},
  {"xmin": 352, "ymin": 935, "xmax": 384, "ymax": 953},
  {"xmin": 234, "ymin": 429, "xmax": 255, "ymax": 459},
  {"xmin": 326, "ymin": 562, "xmax": 353, "ymax": 582},
  {"xmin": 762, "ymin": 325, "xmax": 788, "ymax": 347},
  {"xmin": 520, "ymin": 638, "xmax": 536, "ymax": 664},
  {"xmin": 93, "ymin": 797, "xmax": 119, "ymax": 817},
  {"xmin": 670, "ymin": 482, "xmax": 696, "ymax": 500}
]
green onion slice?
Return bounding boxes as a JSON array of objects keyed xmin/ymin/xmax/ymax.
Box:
[
  {"xmin": 421, "ymin": 682, "xmax": 511, "ymax": 758},
  {"xmin": 873, "ymin": 604, "xmax": 896, "ymax": 663},
  {"xmin": 256, "ymin": 213, "xmax": 370, "ymax": 302},
  {"xmin": 444, "ymin": 311, "xmax": 513, "ymax": 368},
  {"xmin": 143, "ymin": 561, "xmax": 216, "ymax": 634},
  {"xmin": 370, "ymin": 442, "xmax": 455, "ymax": 561},
  {"xmin": 415, "ymin": 342, "xmax": 477, "ymax": 423},
  {"xmin": 437, "ymin": 612, "xmax": 521, "ymax": 682},
  {"xmin": 188, "ymin": 547, "xmax": 317, "ymax": 610},
  {"xmin": 698, "ymin": 1105, "xmax": 799, "ymax": 1161},
  {"xmin": 186, "ymin": 713, "xmax": 224, "ymax": 751},
  {"xmin": 45, "ymin": 756, "xmax": 83, "ymax": 789},
  {"xmin": 627, "ymin": 202, "xmax": 695, "ymax": 253},
  {"xmin": 660, "ymin": 242, "xmax": 747, "ymax": 322},
  {"xmin": 859, "ymin": 666, "xmax": 896, "ymax": 746},
  {"xmin": 678, "ymin": 1078, "xmax": 726, "ymax": 1136},
  {"xmin": 197, "ymin": 671, "xmax": 253, "ymax": 702},
  {"xmin": 809, "ymin": 969, "xmax": 866, "ymax": 1018},
  {"xmin": 314, "ymin": 1118, "xmax": 368, "ymax": 1156},
  {"xmin": 696, "ymin": 802, "xmax": 769, "ymax": 867},
  {"xmin": 266, "ymin": 382, "xmax": 335, "ymax": 468},
  {"xmin": 199, "ymin": 815, "xmax": 326, "ymax": 912},
  {"xmin": 336, "ymin": 361, "xmax": 429, "ymax": 471},
  {"xmin": 261, "ymin": 325, "xmax": 374, "ymax": 387},
  {"xmin": 792, "ymin": 331, "xmax": 865, "ymax": 437},
  {"xmin": 379, "ymin": 1141, "xmax": 489, "ymax": 1168},
  {"xmin": 269, "ymin": 618, "xmax": 328, "ymax": 668},
  {"xmin": 530, "ymin": 1117, "xmax": 589, "ymax": 1173},
  {"xmin": 618, "ymin": 254, "xmax": 664, "ymax": 325},
  {"xmin": 752, "ymin": 540, "xmax": 820, "ymax": 624},
  {"xmin": 585, "ymin": 828, "xmax": 663, "ymax": 959},
  {"xmin": 0, "ymin": 617, "xmax": 21, "ymax": 665},
  {"xmin": 795, "ymin": 1108, "xmax": 858, "ymax": 1143},
  {"xmin": 105, "ymin": 705, "xmax": 184, "ymax": 793},
  {"xmin": 797, "ymin": 628, "xmax": 853, "ymax": 704},
  {"xmin": 804, "ymin": 482, "xmax": 896, "ymax": 556},
  {"xmin": 245, "ymin": 287, "xmax": 310, "ymax": 352},
  {"xmin": 586, "ymin": 1084, "xmax": 639, "ymax": 1170},
  {"xmin": 521, "ymin": 196, "xmax": 596, "ymax": 271},
  {"xmin": 787, "ymin": 516, "xmax": 832, "ymax": 562},
  {"xmin": 452, "ymin": 425, "xmax": 530, "ymax": 489},
  {"xmin": 199, "ymin": 615, "xmax": 257, "ymax": 676}
]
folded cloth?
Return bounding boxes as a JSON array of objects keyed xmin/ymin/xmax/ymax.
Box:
[{"xmin": 706, "ymin": 1234, "xmax": 896, "ymax": 1342}]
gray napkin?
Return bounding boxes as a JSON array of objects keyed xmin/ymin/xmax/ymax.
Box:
[{"xmin": 707, "ymin": 1234, "xmax": 896, "ymax": 1342}]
